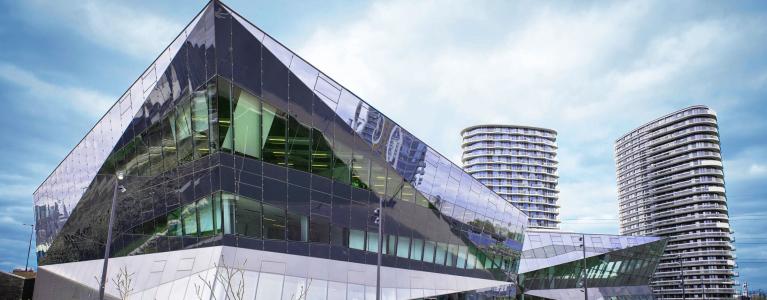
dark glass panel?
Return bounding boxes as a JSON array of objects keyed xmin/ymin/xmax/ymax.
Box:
[
  {"xmin": 235, "ymin": 195, "xmax": 262, "ymax": 238},
  {"xmin": 198, "ymin": 196, "xmax": 215, "ymax": 237},
  {"xmin": 213, "ymin": 192, "xmax": 222, "ymax": 234},
  {"xmin": 192, "ymin": 90, "xmax": 211, "ymax": 158},
  {"xmin": 132, "ymin": 136, "xmax": 150, "ymax": 176},
  {"xmin": 287, "ymin": 212, "xmax": 308, "ymax": 242},
  {"xmin": 186, "ymin": 4, "xmax": 214, "ymax": 89},
  {"xmin": 369, "ymin": 159, "xmax": 388, "ymax": 197},
  {"xmin": 262, "ymin": 203, "xmax": 286, "ymax": 240},
  {"xmin": 231, "ymin": 85, "xmax": 262, "ymax": 159},
  {"xmin": 286, "ymin": 116, "xmax": 312, "ymax": 172},
  {"xmin": 174, "ymin": 99, "xmax": 194, "ymax": 163},
  {"xmin": 213, "ymin": 3, "xmax": 232, "ymax": 79},
  {"xmin": 351, "ymin": 142, "xmax": 371, "ymax": 190},
  {"xmin": 167, "ymin": 208, "xmax": 182, "ymax": 236},
  {"xmin": 222, "ymin": 192, "xmax": 235, "ymax": 234},
  {"xmin": 310, "ymin": 129, "xmax": 333, "ymax": 178},
  {"xmin": 161, "ymin": 115, "xmax": 177, "ymax": 171},
  {"xmin": 261, "ymin": 42, "xmax": 289, "ymax": 112},
  {"xmin": 146, "ymin": 122, "xmax": 164, "ymax": 176},
  {"xmin": 217, "ymin": 77, "xmax": 233, "ymax": 152},
  {"xmin": 310, "ymin": 216, "xmax": 330, "ymax": 244},
  {"xmin": 262, "ymin": 101, "xmax": 287, "ymax": 166},
  {"xmin": 181, "ymin": 202, "xmax": 198, "ymax": 236},
  {"xmin": 330, "ymin": 226, "xmax": 348, "ymax": 247},
  {"xmin": 231, "ymin": 17, "xmax": 262, "ymax": 96},
  {"xmin": 207, "ymin": 80, "xmax": 219, "ymax": 153}
]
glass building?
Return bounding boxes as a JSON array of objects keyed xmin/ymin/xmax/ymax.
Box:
[
  {"xmin": 518, "ymin": 230, "xmax": 667, "ymax": 300},
  {"xmin": 461, "ymin": 125, "xmax": 560, "ymax": 229},
  {"xmin": 32, "ymin": 1, "xmax": 529, "ymax": 299}
]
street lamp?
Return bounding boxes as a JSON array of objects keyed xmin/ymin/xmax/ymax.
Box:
[
  {"xmin": 22, "ymin": 223, "xmax": 34, "ymax": 271},
  {"xmin": 98, "ymin": 172, "xmax": 125, "ymax": 300},
  {"xmin": 578, "ymin": 234, "xmax": 588, "ymax": 300}
]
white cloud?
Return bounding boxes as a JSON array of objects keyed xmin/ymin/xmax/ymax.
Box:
[
  {"xmin": 22, "ymin": 0, "xmax": 182, "ymax": 58},
  {"xmin": 0, "ymin": 63, "xmax": 113, "ymax": 118},
  {"xmin": 295, "ymin": 0, "xmax": 767, "ymax": 235}
]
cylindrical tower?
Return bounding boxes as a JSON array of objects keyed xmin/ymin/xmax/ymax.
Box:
[
  {"xmin": 615, "ymin": 105, "xmax": 735, "ymax": 299},
  {"xmin": 461, "ymin": 125, "xmax": 560, "ymax": 229}
]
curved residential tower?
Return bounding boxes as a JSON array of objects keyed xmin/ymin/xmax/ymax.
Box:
[
  {"xmin": 461, "ymin": 125, "xmax": 560, "ymax": 229},
  {"xmin": 615, "ymin": 105, "xmax": 735, "ymax": 299}
]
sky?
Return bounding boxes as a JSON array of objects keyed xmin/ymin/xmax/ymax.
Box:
[{"xmin": 1, "ymin": 0, "xmax": 766, "ymax": 290}]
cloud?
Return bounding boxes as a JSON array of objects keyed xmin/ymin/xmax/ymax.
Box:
[
  {"xmin": 295, "ymin": 0, "xmax": 767, "ymax": 246},
  {"xmin": 21, "ymin": 0, "xmax": 182, "ymax": 58},
  {"xmin": 0, "ymin": 63, "xmax": 113, "ymax": 118}
]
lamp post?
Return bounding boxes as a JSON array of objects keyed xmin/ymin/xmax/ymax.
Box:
[
  {"xmin": 581, "ymin": 234, "xmax": 588, "ymax": 300},
  {"xmin": 98, "ymin": 172, "xmax": 125, "ymax": 300},
  {"xmin": 22, "ymin": 223, "xmax": 34, "ymax": 271}
]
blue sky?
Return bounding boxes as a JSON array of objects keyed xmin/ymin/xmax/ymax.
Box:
[{"xmin": 1, "ymin": 0, "xmax": 766, "ymax": 290}]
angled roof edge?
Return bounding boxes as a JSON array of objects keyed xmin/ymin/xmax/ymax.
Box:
[{"xmin": 34, "ymin": 1, "xmax": 215, "ymax": 194}]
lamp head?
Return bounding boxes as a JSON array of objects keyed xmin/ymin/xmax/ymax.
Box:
[{"xmin": 116, "ymin": 171, "xmax": 124, "ymax": 181}]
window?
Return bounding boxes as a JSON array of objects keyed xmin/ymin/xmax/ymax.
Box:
[
  {"xmin": 434, "ymin": 242, "xmax": 447, "ymax": 265},
  {"xmin": 396, "ymin": 236, "xmax": 410, "ymax": 259},
  {"xmin": 197, "ymin": 196, "xmax": 215, "ymax": 236},
  {"xmin": 174, "ymin": 100, "xmax": 194, "ymax": 163},
  {"xmin": 287, "ymin": 212, "xmax": 308, "ymax": 242},
  {"xmin": 192, "ymin": 91, "xmax": 210, "ymax": 158},
  {"xmin": 309, "ymin": 217, "xmax": 330, "ymax": 244},
  {"xmin": 181, "ymin": 202, "xmax": 198, "ymax": 236},
  {"xmin": 222, "ymin": 192, "xmax": 235, "ymax": 234},
  {"xmin": 262, "ymin": 101, "xmax": 287, "ymax": 166},
  {"xmin": 287, "ymin": 116, "xmax": 312, "ymax": 172},
  {"xmin": 262, "ymin": 203, "xmax": 286, "ymax": 240},
  {"xmin": 410, "ymin": 239, "xmax": 423, "ymax": 261},
  {"xmin": 367, "ymin": 231, "xmax": 379, "ymax": 254},
  {"xmin": 231, "ymin": 86, "xmax": 262, "ymax": 159},
  {"xmin": 217, "ymin": 78, "xmax": 233, "ymax": 151},
  {"xmin": 236, "ymin": 195, "xmax": 262, "ymax": 238},
  {"xmin": 423, "ymin": 241, "xmax": 435, "ymax": 263},
  {"xmin": 311, "ymin": 128, "xmax": 333, "ymax": 178},
  {"xmin": 349, "ymin": 230, "xmax": 365, "ymax": 250},
  {"xmin": 167, "ymin": 208, "xmax": 182, "ymax": 236}
]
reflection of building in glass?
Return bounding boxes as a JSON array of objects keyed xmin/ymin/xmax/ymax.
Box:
[
  {"xmin": 615, "ymin": 105, "xmax": 736, "ymax": 299},
  {"xmin": 33, "ymin": 1, "xmax": 530, "ymax": 298},
  {"xmin": 518, "ymin": 230, "xmax": 667, "ymax": 300},
  {"xmin": 461, "ymin": 125, "xmax": 560, "ymax": 229}
]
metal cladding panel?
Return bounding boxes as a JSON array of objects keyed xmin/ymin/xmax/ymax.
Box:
[{"xmin": 34, "ymin": 246, "xmax": 507, "ymax": 299}]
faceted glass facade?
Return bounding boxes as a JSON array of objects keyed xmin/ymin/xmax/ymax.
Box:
[
  {"xmin": 518, "ymin": 231, "xmax": 666, "ymax": 300},
  {"xmin": 33, "ymin": 1, "xmax": 527, "ymax": 296},
  {"xmin": 461, "ymin": 125, "xmax": 560, "ymax": 229}
]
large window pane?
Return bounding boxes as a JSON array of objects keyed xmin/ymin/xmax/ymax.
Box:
[
  {"xmin": 287, "ymin": 212, "xmax": 308, "ymax": 242},
  {"xmin": 351, "ymin": 144, "xmax": 371, "ymax": 190},
  {"xmin": 231, "ymin": 86, "xmax": 262, "ymax": 159},
  {"xmin": 262, "ymin": 101, "xmax": 287, "ymax": 166},
  {"xmin": 396, "ymin": 236, "xmax": 410, "ymax": 259},
  {"xmin": 213, "ymin": 193, "xmax": 222, "ymax": 234},
  {"xmin": 434, "ymin": 242, "xmax": 447, "ymax": 265},
  {"xmin": 161, "ymin": 115, "xmax": 178, "ymax": 171},
  {"xmin": 222, "ymin": 192, "xmax": 235, "ymax": 234},
  {"xmin": 182, "ymin": 202, "xmax": 198, "ymax": 236},
  {"xmin": 309, "ymin": 217, "xmax": 330, "ymax": 244},
  {"xmin": 167, "ymin": 208, "xmax": 182, "ymax": 236},
  {"xmin": 147, "ymin": 123, "xmax": 164, "ymax": 175},
  {"xmin": 423, "ymin": 241, "xmax": 435, "ymax": 263},
  {"xmin": 192, "ymin": 90, "xmax": 211, "ymax": 158},
  {"xmin": 287, "ymin": 116, "xmax": 312, "ymax": 172},
  {"xmin": 310, "ymin": 129, "xmax": 333, "ymax": 178},
  {"xmin": 263, "ymin": 203, "xmax": 286, "ymax": 240},
  {"xmin": 218, "ymin": 77, "xmax": 233, "ymax": 152},
  {"xmin": 198, "ymin": 196, "xmax": 215, "ymax": 236},
  {"xmin": 236, "ymin": 195, "xmax": 262, "ymax": 238},
  {"xmin": 174, "ymin": 100, "xmax": 194, "ymax": 163},
  {"xmin": 366, "ymin": 231, "xmax": 379, "ymax": 254},
  {"xmin": 456, "ymin": 245, "xmax": 467, "ymax": 269},
  {"xmin": 349, "ymin": 229, "xmax": 365, "ymax": 250},
  {"xmin": 410, "ymin": 239, "xmax": 423, "ymax": 261}
]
